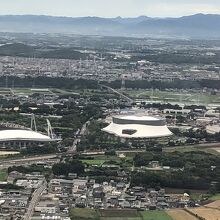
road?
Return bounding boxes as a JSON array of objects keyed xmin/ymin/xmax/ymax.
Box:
[
  {"xmin": 24, "ymin": 181, "xmax": 47, "ymax": 220},
  {"xmin": 0, "ymin": 154, "xmax": 57, "ymax": 169},
  {"xmin": 68, "ymin": 120, "xmax": 90, "ymax": 153},
  {"xmin": 99, "ymin": 84, "xmax": 133, "ymax": 103}
]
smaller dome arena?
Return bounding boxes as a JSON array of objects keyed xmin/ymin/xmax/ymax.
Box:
[{"xmin": 102, "ymin": 115, "xmax": 172, "ymax": 139}]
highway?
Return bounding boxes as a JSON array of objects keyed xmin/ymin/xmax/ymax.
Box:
[
  {"xmin": 99, "ymin": 84, "xmax": 133, "ymax": 103},
  {"xmin": 68, "ymin": 120, "xmax": 90, "ymax": 153},
  {"xmin": 1, "ymin": 141, "xmax": 220, "ymax": 168},
  {"xmin": 24, "ymin": 181, "xmax": 47, "ymax": 220},
  {"xmin": 0, "ymin": 154, "xmax": 57, "ymax": 169}
]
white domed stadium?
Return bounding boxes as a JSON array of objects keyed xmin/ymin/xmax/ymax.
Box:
[
  {"xmin": 0, "ymin": 120, "xmax": 60, "ymax": 149},
  {"xmin": 102, "ymin": 114, "xmax": 172, "ymax": 139}
]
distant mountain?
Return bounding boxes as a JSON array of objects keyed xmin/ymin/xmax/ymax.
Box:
[
  {"xmin": 0, "ymin": 14, "xmax": 220, "ymax": 39},
  {"xmin": 111, "ymin": 16, "xmax": 151, "ymax": 24}
]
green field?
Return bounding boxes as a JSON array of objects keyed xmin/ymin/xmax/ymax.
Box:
[
  {"xmin": 140, "ymin": 211, "xmax": 173, "ymax": 220},
  {"xmin": 81, "ymin": 155, "xmax": 132, "ymax": 167},
  {"xmin": 0, "ymin": 169, "xmax": 7, "ymax": 181},
  {"xmin": 125, "ymin": 89, "xmax": 220, "ymax": 105},
  {"xmin": 70, "ymin": 209, "xmax": 173, "ymax": 220},
  {"xmin": 209, "ymin": 193, "xmax": 220, "ymax": 200},
  {"xmin": 163, "ymin": 145, "xmax": 220, "ymax": 155},
  {"xmin": 81, "ymin": 159, "xmax": 107, "ymax": 166},
  {"xmin": 70, "ymin": 208, "xmax": 100, "ymax": 220}
]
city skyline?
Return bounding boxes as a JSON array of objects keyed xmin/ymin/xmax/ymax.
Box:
[{"xmin": 0, "ymin": 0, "xmax": 220, "ymax": 18}]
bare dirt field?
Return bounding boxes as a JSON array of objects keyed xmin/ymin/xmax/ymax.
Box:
[
  {"xmin": 167, "ymin": 209, "xmax": 198, "ymax": 220},
  {"xmin": 205, "ymin": 200, "xmax": 220, "ymax": 209},
  {"xmin": 188, "ymin": 207, "xmax": 220, "ymax": 220}
]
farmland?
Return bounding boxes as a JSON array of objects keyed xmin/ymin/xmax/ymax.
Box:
[
  {"xmin": 187, "ymin": 207, "xmax": 220, "ymax": 220},
  {"xmin": 140, "ymin": 211, "xmax": 172, "ymax": 220},
  {"xmin": 80, "ymin": 154, "xmax": 132, "ymax": 167},
  {"xmin": 0, "ymin": 169, "xmax": 7, "ymax": 181},
  {"xmin": 205, "ymin": 200, "xmax": 220, "ymax": 208},
  {"xmin": 70, "ymin": 209, "xmax": 173, "ymax": 220},
  {"xmin": 167, "ymin": 210, "xmax": 198, "ymax": 220},
  {"xmin": 125, "ymin": 89, "xmax": 220, "ymax": 105},
  {"xmin": 209, "ymin": 193, "xmax": 220, "ymax": 201}
]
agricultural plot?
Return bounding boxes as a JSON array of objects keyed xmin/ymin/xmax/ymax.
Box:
[
  {"xmin": 167, "ymin": 209, "xmax": 198, "ymax": 220},
  {"xmin": 163, "ymin": 145, "xmax": 220, "ymax": 155},
  {"xmin": 125, "ymin": 89, "xmax": 220, "ymax": 105},
  {"xmin": 0, "ymin": 169, "xmax": 7, "ymax": 181},
  {"xmin": 100, "ymin": 218, "xmax": 141, "ymax": 220},
  {"xmin": 81, "ymin": 155, "xmax": 132, "ymax": 167},
  {"xmin": 80, "ymin": 159, "xmax": 106, "ymax": 166},
  {"xmin": 70, "ymin": 209, "xmax": 173, "ymax": 220},
  {"xmin": 188, "ymin": 207, "xmax": 220, "ymax": 220},
  {"xmin": 205, "ymin": 199, "xmax": 220, "ymax": 208},
  {"xmin": 140, "ymin": 211, "xmax": 173, "ymax": 220},
  {"xmin": 70, "ymin": 208, "xmax": 99, "ymax": 220},
  {"xmin": 0, "ymin": 88, "xmax": 11, "ymax": 95},
  {"xmin": 209, "ymin": 193, "xmax": 220, "ymax": 201},
  {"xmin": 99, "ymin": 209, "xmax": 140, "ymax": 220}
]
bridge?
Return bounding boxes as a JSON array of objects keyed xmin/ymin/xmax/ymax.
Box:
[{"xmin": 99, "ymin": 84, "xmax": 133, "ymax": 103}]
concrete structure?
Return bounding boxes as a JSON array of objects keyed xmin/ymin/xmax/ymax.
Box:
[
  {"xmin": 102, "ymin": 115, "xmax": 172, "ymax": 138},
  {"xmin": 0, "ymin": 128, "xmax": 58, "ymax": 149}
]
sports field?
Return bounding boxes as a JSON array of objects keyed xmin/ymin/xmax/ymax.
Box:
[{"xmin": 125, "ymin": 89, "xmax": 220, "ymax": 105}]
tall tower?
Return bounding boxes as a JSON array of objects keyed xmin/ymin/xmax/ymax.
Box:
[{"xmin": 31, "ymin": 114, "xmax": 37, "ymax": 132}]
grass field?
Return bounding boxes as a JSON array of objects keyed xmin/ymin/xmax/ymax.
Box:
[
  {"xmin": 70, "ymin": 208, "xmax": 99, "ymax": 220},
  {"xmin": 167, "ymin": 210, "xmax": 197, "ymax": 220},
  {"xmin": 81, "ymin": 155, "xmax": 132, "ymax": 167},
  {"xmin": 209, "ymin": 193, "xmax": 220, "ymax": 201},
  {"xmin": 140, "ymin": 211, "xmax": 173, "ymax": 220},
  {"xmin": 125, "ymin": 89, "xmax": 220, "ymax": 105},
  {"xmin": 163, "ymin": 145, "xmax": 220, "ymax": 155},
  {"xmin": 100, "ymin": 218, "xmax": 141, "ymax": 220},
  {"xmin": 0, "ymin": 169, "xmax": 7, "ymax": 181},
  {"xmin": 70, "ymin": 209, "xmax": 173, "ymax": 220},
  {"xmin": 81, "ymin": 159, "xmax": 107, "ymax": 166}
]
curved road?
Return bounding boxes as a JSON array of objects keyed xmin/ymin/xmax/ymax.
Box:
[{"xmin": 24, "ymin": 181, "xmax": 47, "ymax": 220}]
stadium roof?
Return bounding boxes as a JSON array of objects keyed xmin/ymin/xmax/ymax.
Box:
[
  {"xmin": 102, "ymin": 115, "xmax": 172, "ymax": 138},
  {"xmin": 0, "ymin": 129, "xmax": 52, "ymax": 142}
]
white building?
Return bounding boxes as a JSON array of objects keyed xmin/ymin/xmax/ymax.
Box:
[{"xmin": 102, "ymin": 115, "xmax": 172, "ymax": 139}]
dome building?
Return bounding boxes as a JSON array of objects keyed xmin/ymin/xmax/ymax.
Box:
[
  {"xmin": 102, "ymin": 115, "xmax": 172, "ymax": 139},
  {"xmin": 0, "ymin": 120, "xmax": 60, "ymax": 149}
]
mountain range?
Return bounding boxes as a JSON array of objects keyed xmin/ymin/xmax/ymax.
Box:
[{"xmin": 0, "ymin": 14, "xmax": 220, "ymax": 39}]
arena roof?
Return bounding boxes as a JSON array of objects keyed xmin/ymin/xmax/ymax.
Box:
[
  {"xmin": 0, "ymin": 129, "xmax": 52, "ymax": 142},
  {"xmin": 115, "ymin": 115, "xmax": 160, "ymax": 121},
  {"xmin": 102, "ymin": 115, "xmax": 172, "ymax": 138}
]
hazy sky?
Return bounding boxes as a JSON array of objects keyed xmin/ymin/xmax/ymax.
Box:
[{"xmin": 0, "ymin": 0, "xmax": 219, "ymax": 18}]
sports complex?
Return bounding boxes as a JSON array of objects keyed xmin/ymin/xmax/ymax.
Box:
[
  {"xmin": 0, "ymin": 122, "xmax": 59, "ymax": 149},
  {"xmin": 102, "ymin": 114, "xmax": 172, "ymax": 139}
]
